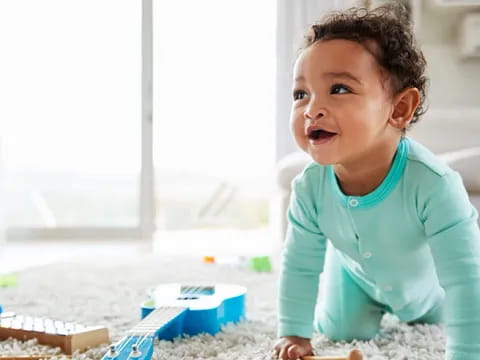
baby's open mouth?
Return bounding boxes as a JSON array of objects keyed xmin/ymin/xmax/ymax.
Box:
[{"xmin": 308, "ymin": 129, "xmax": 337, "ymax": 140}]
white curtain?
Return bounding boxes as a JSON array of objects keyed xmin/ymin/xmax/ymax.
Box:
[{"xmin": 275, "ymin": 0, "xmax": 360, "ymax": 161}]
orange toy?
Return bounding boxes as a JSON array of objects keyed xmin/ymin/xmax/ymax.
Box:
[{"xmin": 203, "ymin": 256, "xmax": 215, "ymax": 263}]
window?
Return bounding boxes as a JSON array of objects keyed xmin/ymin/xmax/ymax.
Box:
[
  {"xmin": 153, "ymin": 1, "xmax": 276, "ymax": 232},
  {"xmin": 0, "ymin": 0, "xmax": 141, "ymax": 230}
]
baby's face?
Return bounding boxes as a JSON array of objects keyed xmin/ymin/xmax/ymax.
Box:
[{"xmin": 290, "ymin": 39, "xmax": 394, "ymax": 166}]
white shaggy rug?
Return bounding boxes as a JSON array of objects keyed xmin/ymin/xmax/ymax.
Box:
[{"xmin": 0, "ymin": 254, "xmax": 446, "ymax": 359}]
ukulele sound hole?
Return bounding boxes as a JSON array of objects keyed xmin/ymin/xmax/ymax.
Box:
[
  {"xmin": 180, "ymin": 286, "xmax": 215, "ymax": 295},
  {"xmin": 177, "ymin": 296, "xmax": 199, "ymax": 300}
]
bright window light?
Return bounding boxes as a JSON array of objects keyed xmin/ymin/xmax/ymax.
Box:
[
  {"xmin": 0, "ymin": 0, "xmax": 141, "ymax": 227},
  {"xmin": 153, "ymin": 1, "xmax": 276, "ymax": 230},
  {"xmin": 153, "ymin": 0, "xmax": 276, "ymax": 180}
]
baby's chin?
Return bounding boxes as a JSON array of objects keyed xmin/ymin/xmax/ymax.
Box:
[
  {"xmin": 312, "ymin": 159, "xmax": 336, "ymax": 166},
  {"xmin": 307, "ymin": 151, "xmax": 337, "ymax": 166}
]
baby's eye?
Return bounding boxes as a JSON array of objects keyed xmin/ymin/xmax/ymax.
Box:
[
  {"xmin": 293, "ymin": 89, "xmax": 307, "ymax": 101},
  {"xmin": 330, "ymin": 84, "xmax": 351, "ymax": 95}
]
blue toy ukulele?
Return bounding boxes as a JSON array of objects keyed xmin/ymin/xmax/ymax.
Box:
[{"xmin": 102, "ymin": 283, "xmax": 246, "ymax": 360}]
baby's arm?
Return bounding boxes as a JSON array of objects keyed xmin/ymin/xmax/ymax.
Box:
[
  {"xmin": 277, "ymin": 172, "xmax": 327, "ymax": 342},
  {"xmin": 422, "ymin": 171, "xmax": 480, "ymax": 360}
]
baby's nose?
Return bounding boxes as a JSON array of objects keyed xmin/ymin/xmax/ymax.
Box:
[
  {"xmin": 304, "ymin": 100, "xmax": 327, "ymax": 120},
  {"xmin": 304, "ymin": 109, "xmax": 325, "ymax": 121}
]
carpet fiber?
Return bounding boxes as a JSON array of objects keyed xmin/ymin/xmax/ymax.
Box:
[{"xmin": 0, "ymin": 254, "xmax": 446, "ymax": 359}]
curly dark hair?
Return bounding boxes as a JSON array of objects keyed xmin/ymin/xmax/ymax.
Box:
[{"xmin": 302, "ymin": 3, "xmax": 428, "ymax": 128}]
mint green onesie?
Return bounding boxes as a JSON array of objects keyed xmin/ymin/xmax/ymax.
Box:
[{"xmin": 278, "ymin": 137, "xmax": 480, "ymax": 360}]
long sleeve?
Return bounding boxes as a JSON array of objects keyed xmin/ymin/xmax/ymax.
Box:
[
  {"xmin": 277, "ymin": 173, "xmax": 327, "ymax": 339},
  {"xmin": 422, "ymin": 171, "xmax": 480, "ymax": 360}
]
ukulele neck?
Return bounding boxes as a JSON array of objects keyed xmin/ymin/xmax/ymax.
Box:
[{"xmin": 129, "ymin": 306, "xmax": 187, "ymax": 336}]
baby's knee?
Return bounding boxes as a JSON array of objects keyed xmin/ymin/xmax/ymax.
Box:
[
  {"xmin": 315, "ymin": 314, "xmax": 379, "ymax": 342},
  {"xmin": 320, "ymin": 324, "xmax": 376, "ymax": 342}
]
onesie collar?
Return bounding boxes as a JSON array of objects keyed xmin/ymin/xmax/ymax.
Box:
[{"xmin": 327, "ymin": 137, "xmax": 409, "ymax": 209}]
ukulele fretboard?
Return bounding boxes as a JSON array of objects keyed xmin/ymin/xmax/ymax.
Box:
[{"xmin": 129, "ymin": 306, "xmax": 186, "ymax": 336}]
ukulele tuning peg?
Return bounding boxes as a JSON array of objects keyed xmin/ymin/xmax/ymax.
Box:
[
  {"xmin": 108, "ymin": 344, "xmax": 118, "ymax": 357},
  {"xmin": 130, "ymin": 343, "xmax": 142, "ymax": 358}
]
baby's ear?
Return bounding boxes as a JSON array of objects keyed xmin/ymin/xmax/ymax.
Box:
[{"xmin": 389, "ymin": 87, "xmax": 420, "ymax": 130}]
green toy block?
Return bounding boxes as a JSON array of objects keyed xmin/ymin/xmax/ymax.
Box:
[
  {"xmin": 248, "ymin": 256, "xmax": 272, "ymax": 272},
  {"xmin": 0, "ymin": 273, "xmax": 18, "ymax": 287}
]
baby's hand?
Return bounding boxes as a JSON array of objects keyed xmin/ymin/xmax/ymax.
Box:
[{"xmin": 273, "ymin": 336, "xmax": 313, "ymax": 360}]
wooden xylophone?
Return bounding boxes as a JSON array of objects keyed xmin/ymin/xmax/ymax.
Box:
[{"xmin": 0, "ymin": 311, "xmax": 110, "ymax": 355}]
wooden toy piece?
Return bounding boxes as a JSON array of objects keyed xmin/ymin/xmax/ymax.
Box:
[
  {"xmin": 302, "ymin": 349, "xmax": 363, "ymax": 360},
  {"xmin": 0, "ymin": 357, "xmax": 71, "ymax": 360},
  {"xmin": 0, "ymin": 312, "xmax": 110, "ymax": 355}
]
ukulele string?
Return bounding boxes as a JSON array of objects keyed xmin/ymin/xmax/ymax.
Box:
[
  {"xmin": 134, "ymin": 301, "xmax": 192, "ymax": 352},
  {"xmin": 115, "ymin": 306, "xmax": 170, "ymax": 354}
]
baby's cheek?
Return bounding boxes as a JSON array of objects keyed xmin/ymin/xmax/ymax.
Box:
[
  {"xmin": 292, "ymin": 125, "xmax": 307, "ymax": 148},
  {"xmin": 290, "ymin": 117, "xmax": 302, "ymax": 135},
  {"xmin": 289, "ymin": 113, "xmax": 300, "ymax": 130}
]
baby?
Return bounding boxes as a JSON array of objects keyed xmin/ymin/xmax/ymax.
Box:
[{"xmin": 274, "ymin": 4, "xmax": 480, "ymax": 360}]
